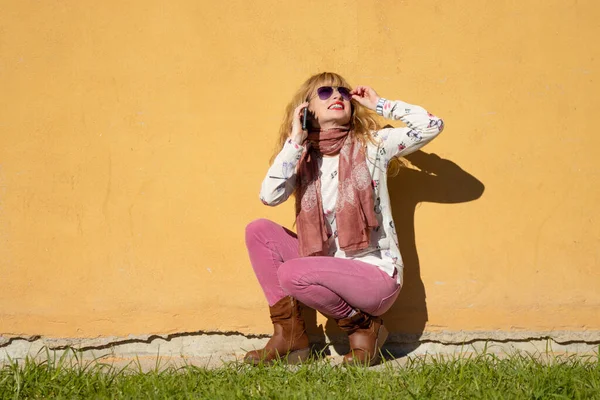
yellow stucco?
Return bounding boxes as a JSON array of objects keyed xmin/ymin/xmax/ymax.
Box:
[{"xmin": 1, "ymin": 0, "xmax": 598, "ymax": 338}]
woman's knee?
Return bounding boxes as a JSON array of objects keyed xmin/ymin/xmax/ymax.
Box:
[{"xmin": 245, "ymin": 218, "xmax": 276, "ymax": 244}]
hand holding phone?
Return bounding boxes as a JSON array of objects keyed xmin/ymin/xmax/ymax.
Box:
[{"xmin": 290, "ymin": 102, "xmax": 309, "ymax": 145}]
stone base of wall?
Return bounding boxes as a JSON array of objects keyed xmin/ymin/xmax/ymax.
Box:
[{"xmin": 1, "ymin": 331, "xmax": 598, "ymax": 369}]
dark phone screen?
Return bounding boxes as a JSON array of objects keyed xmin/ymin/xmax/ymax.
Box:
[{"xmin": 302, "ymin": 107, "xmax": 308, "ymax": 131}]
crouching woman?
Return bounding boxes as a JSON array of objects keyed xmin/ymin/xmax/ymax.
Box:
[{"xmin": 244, "ymin": 72, "xmax": 444, "ymax": 366}]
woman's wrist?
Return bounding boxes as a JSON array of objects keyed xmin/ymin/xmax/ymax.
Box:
[
  {"xmin": 289, "ymin": 134, "xmax": 304, "ymax": 147},
  {"xmin": 375, "ymin": 97, "xmax": 387, "ymax": 116}
]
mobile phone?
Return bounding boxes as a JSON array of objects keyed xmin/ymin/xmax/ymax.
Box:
[{"xmin": 302, "ymin": 107, "xmax": 308, "ymax": 131}]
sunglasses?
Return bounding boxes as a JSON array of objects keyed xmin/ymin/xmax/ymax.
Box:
[{"xmin": 311, "ymin": 86, "xmax": 352, "ymax": 101}]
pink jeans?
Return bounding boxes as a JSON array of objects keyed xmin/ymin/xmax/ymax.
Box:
[{"xmin": 245, "ymin": 219, "xmax": 401, "ymax": 319}]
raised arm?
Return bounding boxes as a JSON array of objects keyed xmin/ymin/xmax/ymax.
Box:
[
  {"xmin": 376, "ymin": 98, "xmax": 444, "ymax": 159},
  {"xmin": 259, "ymin": 102, "xmax": 309, "ymax": 206},
  {"xmin": 259, "ymin": 139, "xmax": 304, "ymax": 206},
  {"xmin": 351, "ymin": 86, "xmax": 445, "ymax": 160}
]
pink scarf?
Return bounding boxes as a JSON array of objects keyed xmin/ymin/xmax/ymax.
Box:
[{"xmin": 295, "ymin": 128, "xmax": 379, "ymax": 257}]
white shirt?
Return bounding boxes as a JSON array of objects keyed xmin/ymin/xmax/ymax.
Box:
[{"xmin": 259, "ymin": 99, "xmax": 445, "ymax": 286}]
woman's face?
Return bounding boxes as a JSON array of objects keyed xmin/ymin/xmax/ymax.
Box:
[{"xmin": 307, "ymin": 85, "xmax": 352, "ymax": 129}]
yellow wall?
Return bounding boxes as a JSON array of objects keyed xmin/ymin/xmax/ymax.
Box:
[{"xmin": 1, "ymin": 0, "xmax": 598, "ymax": 338}]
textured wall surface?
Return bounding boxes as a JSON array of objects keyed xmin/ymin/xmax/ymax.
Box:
[{"xmin": 1, "ymin": 0, "xmax": 598, "ymax": 339}]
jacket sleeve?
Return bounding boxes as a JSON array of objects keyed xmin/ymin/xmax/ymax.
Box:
[
  {"xmin": 259, "ymin": 138, "xmax": 305, "ymax": 206},
  {"xmin": 373, "ymin": 99, "xmax": 445, "ymax": 160}
]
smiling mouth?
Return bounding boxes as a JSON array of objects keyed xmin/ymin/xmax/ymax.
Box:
[{"xmin": 328, "ymin": 103, "xmax": 345, "ymax": 110}]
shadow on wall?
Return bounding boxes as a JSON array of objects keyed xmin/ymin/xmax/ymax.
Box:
[{"xmin": 304, "ymin": 150, "xmax": 485, "ymax": 357}]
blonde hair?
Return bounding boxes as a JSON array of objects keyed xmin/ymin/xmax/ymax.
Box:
[{"xmin": 271, "ymin": 72, "xmax": 403, "ymax": 176}]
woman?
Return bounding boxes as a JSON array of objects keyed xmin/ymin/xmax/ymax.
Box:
[{"xmin": 244, "ymin": 72, "xmax": 444, "ymax": 366}]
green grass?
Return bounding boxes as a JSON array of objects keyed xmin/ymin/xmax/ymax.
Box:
[{"xmin": 1, "ymin": 348, "xmax": 599, "ymax": 399}]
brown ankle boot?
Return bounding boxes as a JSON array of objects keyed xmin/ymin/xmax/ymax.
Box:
[
  {"xmin": 244, "ymin": 296, "xmax": 310, "ymax": 365},
  {"xmin": 336, "ymin": 311, "xmax": 389, "ymax": 366}
]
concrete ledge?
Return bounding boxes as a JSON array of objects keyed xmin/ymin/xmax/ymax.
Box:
[{"xmin": 1, "ymin": 331, "xmax": 599, "ymax": 366}]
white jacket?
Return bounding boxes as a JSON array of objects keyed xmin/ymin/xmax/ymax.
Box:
[{"xmin": 260, "ymin": 99, "xmax": 444, "ymax": 285}]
